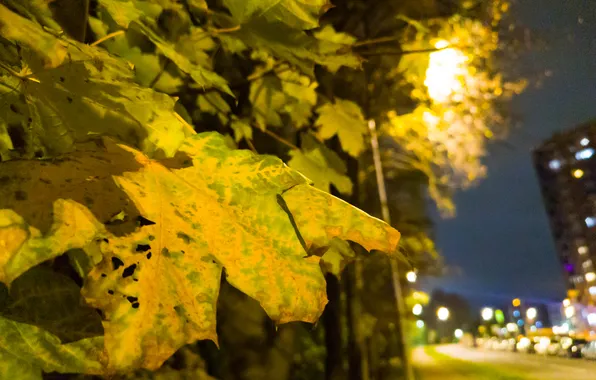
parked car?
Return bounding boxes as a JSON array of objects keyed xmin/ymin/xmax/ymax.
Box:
[
  {"xmin": 516, "ymin": 337, "xmax": 536, "ymax": 354},
  {"xmin": 547, "ymin": 337, "xmax": 562, "ymax": 356},
  {"xmin": 557, "ymin": 337, "xmax": 587, "ymax": 358},
  {"xmin": 581, "ymin": 341, "xmax": 596, "ymax": 360},
  {"xmin": 534, "ymin": 337, "xmax": 552, "ymax": 355}
]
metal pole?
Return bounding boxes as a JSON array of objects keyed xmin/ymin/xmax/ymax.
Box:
[{"xmin": 368, "ymin": 120, "xmax": 414, "ymax": 380}]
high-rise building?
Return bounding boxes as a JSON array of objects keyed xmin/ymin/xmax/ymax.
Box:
[{"xmin": 533, "ymin": 120, "xmax": 596, "ymax": 305}]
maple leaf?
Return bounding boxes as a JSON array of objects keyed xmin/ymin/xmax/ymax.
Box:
[
  {"xmin": 96, "ymin": 0, "xmax": 232, "ymax": 95},
  {"xmin": 0, "ymin": 133, "xmax": 400, "ymax": 372},
  {"xmin": 0, "ymin": 5, "xmax": 193, "ymax": 158},
  {"xmin": 288, "ymin": 133, "xmax": 352, "ymax": 195},
  {"xmin": 315, "ymin": 99, "xmax": 368, "ymax": 157},
  {"xmin": 0, "ymin": 315, "xmax": 105, "ymax": 379},
  {"xmin": 222, "ymin": 0, "xmax": 331, "ymax": 30}
]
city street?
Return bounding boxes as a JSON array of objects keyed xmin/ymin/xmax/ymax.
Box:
[{"xmin": 413, "ymin": 344, "xmax": 596, "ymax": 379}]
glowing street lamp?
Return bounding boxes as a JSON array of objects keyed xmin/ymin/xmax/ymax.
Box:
[
  {"xmin": 406, "ymin": 271, "xmax": 417, "ymax": 283},
  {"xmin": 425, "ymin": 40, "xmax": 469, "ymax": 103},
  {"xmin": 454, "ymin": 329, "xmax": 464, "ymax": 339},
  {"xmin": 481, "ymin": 307, "xmax": 494, "ymax": 321},
  {"xmin": 412, "ymin": 303, "xmax": 423, "ymax": 316},
  {"xmin": 416, "ymin": 320, "xmax": 425, "ymax": 328},
  {"xmin": 437, "ymin": 307, "xmax": 450, "ymax": 321},
  {"xmin": 526, "ymin": 307, "xmax": 537, "ymax": 320}
]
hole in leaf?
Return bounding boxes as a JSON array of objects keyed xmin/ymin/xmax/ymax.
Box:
[
  {"xmin": 14, "ymin": 190, "xmax": 28, "ymax": 201},
  {"xmin": 7, "ymin": 125, "xmax": 26, "ymax": 151},
  {"xmin": 137, "ymin": 216, "xmax": 156, "ymax": 226},
  {"xmin": 111, "ymin": 257, "xmax": 124, "ymax": 270},
  {"xmin": 122, "ymin": 264, "xmax": 137, "ymax": 278},
  {"xmin": 9, "ymin": 104, "xmax": 18, "ymax": 113},
  {"xmin": 136, "ymin": 244, "xmax": 151, "ymax": 252},
  {"xmin": 132, "ymin": 302, "xmax": 140, "ymax": 309},
  {"xmin": 107, "ymin": 290, "xmax": 114, "ymax": 295},
  {"xmin": 101, "ymin": 273, "xmax": 107, "ymax": 278},
  {"xmin": 127, "ymin": 296, "xmax": 138, "ymax": 303},
  {"xmin": 67, "ymin": 96, "xmax": 73, "ymax": 103},
  {"xmin": 59, "ymin": 76, "xmax": 65, "ymax": 82},
  {"xmin": 146, "ymin": 252, "xmax": 152, "ymax": 259}
]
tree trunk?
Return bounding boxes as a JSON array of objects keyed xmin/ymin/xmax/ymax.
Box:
[{"xmin": 324, "ymin": 273, "xmax": 343, "ymax": 380}]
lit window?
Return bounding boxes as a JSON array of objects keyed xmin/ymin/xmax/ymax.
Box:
[
  {"xmin": 576, "ymin": 148, "xmax": 595, "ymax": 160},
  {"xmin": 579, "ymin": 246, "xmax": 589, "ymax": 254},
  {"xmin": 573, "ymin": 169, "xmax": 585, "ymax": 178},
  {"xmin": 583, "ymin": 260, "xmax": 593, "ymax": 269},
  {"xmin": 586, "ymin": 272, "xmax": 596, "ymax": 282},
  {"xmin": 586, "ymin": 217, "xmax": 596, "ymax": 227},
  {"xmin": 590, "ymin": 286, "xmax": 596, "ymax": 295},
  {"xmin": 581, "ymin": 138, "xmax": 590, "ymax": 146},
  {"xmin": 549, "ymin": 159, "xmax": 561, "ymax": 170}
]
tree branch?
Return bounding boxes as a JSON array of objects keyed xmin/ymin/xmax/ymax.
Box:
[
  {"xmin": 353, "ymin": 36, "xmax": 401, "ymax": 47},
  {"xmin": 360, "ymin": 46, "xmax": 450, "ymax": 57},
  {"xmin": 259, "ymin": 128, "xmax": 299, "ymax": 151}
]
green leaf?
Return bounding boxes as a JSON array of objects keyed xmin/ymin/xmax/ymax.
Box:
[
  {"xmin": 230, "ymin": 118, "xmax": 253, "ymax": 143},
  {"xmin": 315, "ymin": 99, "xmax": 368, "ymax": 157},
  {"xmin": 249, "ymin": 74, "xmax": 286, "ymax": 128},
  {"xmin": 0, "ymin": 132, "xmax": 400, "ymax": 372},
  {"xmin": 0, "ymin": 4, "xmax": 67, "ymax": 69},
  {"xmin": 222, "ymin": 0, "xmax": 331, "ymax": 30},
  {"xmin": 197, "ymin": 92, "xmax": 231, "ymax": 124},
  {"xmin": 313, "ymin": 25, "xmax": 361, "ymax": 73},
  {"xmin": 288, "ymin": 133, "xmax": 352, "ymax": 195},
  {"xmin": 0, "ymin": 5, "xmax": 193, "ymax": 158},
  {"xmin": 0, "ymin": 267, "xmax": 104, "ymax": 343},
  {"xmin": 227, "ymin": 17, "xmax": 359, "ymax": 77},
  {"xmin": 0, "ymin": 316, "xmax": 105, "ymax": 379},
  {"xmin": 96, "ymin": 0, "xmax": 232, "ymax": 95}
]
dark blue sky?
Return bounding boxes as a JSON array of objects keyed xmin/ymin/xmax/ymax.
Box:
[{"xmin": 422, "ymin": 0, "xmax": 596, "ymax": 307}]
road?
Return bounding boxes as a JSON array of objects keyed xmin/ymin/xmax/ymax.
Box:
[{"xmin": 412, "ymin": 344, "xmax": 596, "ymax": 379}]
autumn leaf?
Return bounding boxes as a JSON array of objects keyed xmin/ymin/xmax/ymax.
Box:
[
  {"xmin": 315, "ymin": 99, "xmax": 368, "ymax": 157},
  {"xmin": 288, "ymin": 133, "xmax": 352, "ymax": 195},
  {"xmin": 0, "ymin": 132, "xmax": 400, "ymax": 372}
]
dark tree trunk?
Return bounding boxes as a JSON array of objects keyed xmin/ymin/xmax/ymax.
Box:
[{"xmin": 323, "ymin": 273, "xmax": 343, "ymax": 380}]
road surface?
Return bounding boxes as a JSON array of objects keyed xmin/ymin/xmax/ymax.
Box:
[{"xmin": 413, "ymin": 344, "xmax": 596, "ymax": 379}]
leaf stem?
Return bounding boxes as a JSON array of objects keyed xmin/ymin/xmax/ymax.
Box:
[
  {"xmin": 210, "ymin": 25, "xmax": 241, "ymax": 34},
  {"xmin": 245, "ymin": 138, "xmax": 258, "ymax": 153},
  {"xmin": 261, "ymin": 128, "xmax": 299, "ymax": 150},
  {"xmin": 90, "ymin": 30, "xmax": 125, "ymax": 47}
]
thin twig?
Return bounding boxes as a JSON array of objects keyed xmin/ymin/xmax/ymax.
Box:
[
  {"xmin": 354, "ymin": 36, "xmax": 401, "ymax": 47},
  {"xmin": 90, "ymin": 30, "xmax": 125, "ymax": 47},
  {"xmin": 210, "ymin": 25, "xmax": 241, "ymax": 34},
  {"xmin": 245, "ymin": 138, "xmax": 257, "ymax": 153},
  {"xmin": 359, "ymin": 46, "xmax": 450, "ymax": 57},
  {"xmin": 261, "ymin": 128, "xmax": 299, "ymax": 150}
]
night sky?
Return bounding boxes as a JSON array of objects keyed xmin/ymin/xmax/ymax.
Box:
[{"xmin": 422, "ymin": 1, "xmax": 596, "ymax": 307}]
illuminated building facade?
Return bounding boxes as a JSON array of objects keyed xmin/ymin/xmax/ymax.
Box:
[{"xmin": 533, "ymin": 120, "xmax": 596, "ymax": 307}]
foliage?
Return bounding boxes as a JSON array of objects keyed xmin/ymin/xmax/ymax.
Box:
[
  {"xmin": 0, "ymin": 0, "xmax": 525, "ymax": 377},
  {"xmin": 0, "ymin": 1, "xmax": 402, "ymax": 377}
]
